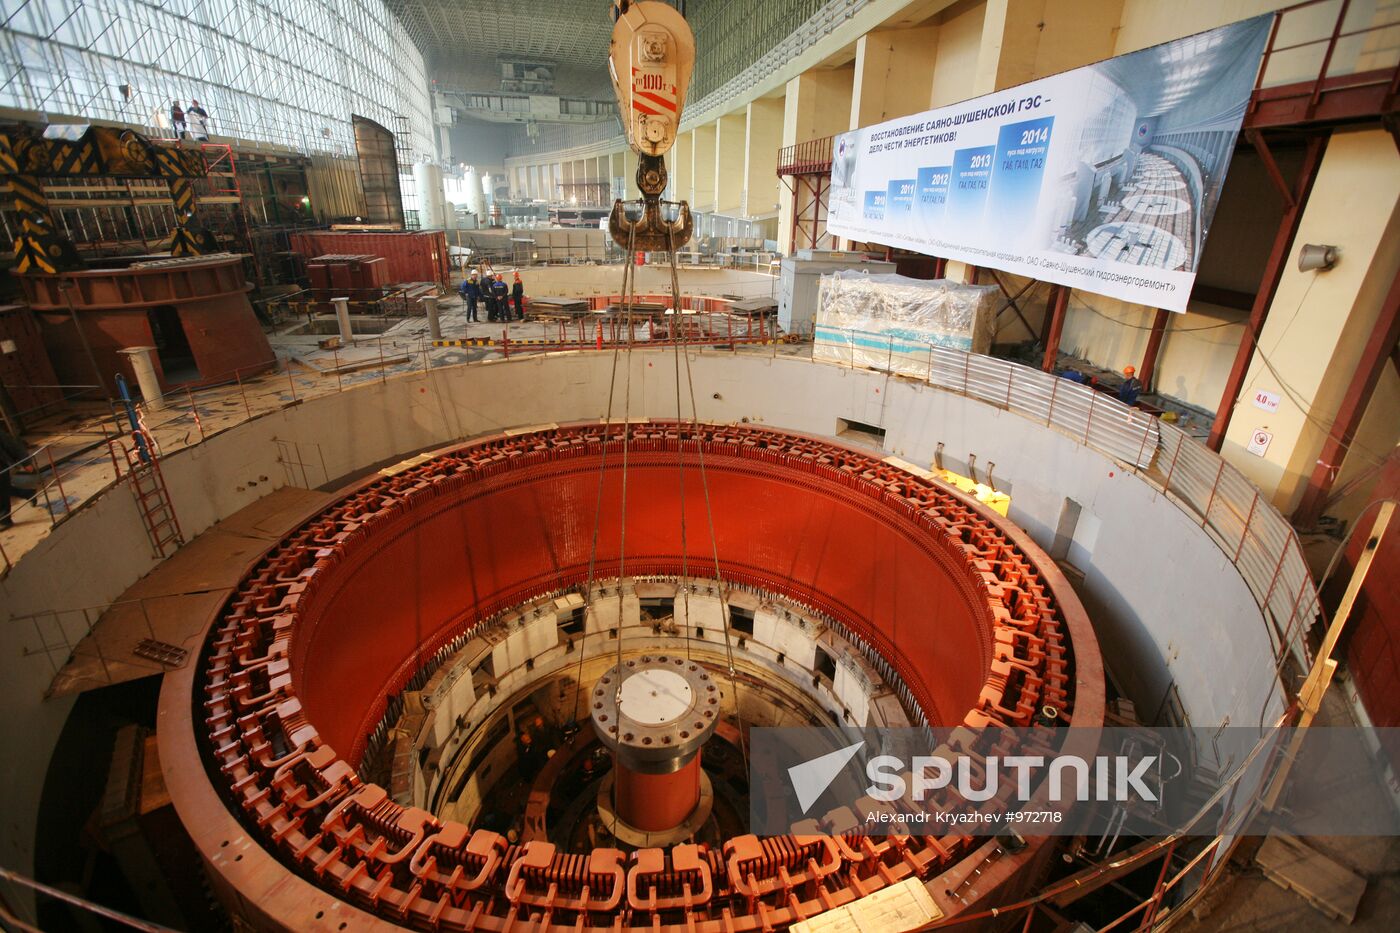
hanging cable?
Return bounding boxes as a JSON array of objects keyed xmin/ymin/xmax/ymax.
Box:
[
  {"xmin": 668, "ymin": 224, "xmax": 694, "ymax": 662},
  {"xmin": 572, "ymin": 223, "xmax": 637, "ymax": 726},
  {"xmin": 607, "ymin": 219, "xmax": 643, "ymax": 840},
  {"xmin": 671, "ymin": 244, "xmax": 750, "ymax": 778}
]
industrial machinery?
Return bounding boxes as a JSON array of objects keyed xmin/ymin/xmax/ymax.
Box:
[
  {"xmin": 0, "ymin": 124, "xmax": 215, "ymax": 272},
  {"xmin": 154, "ymin": 8, "xmax": 1103, "ymax": 930},
  {"xmin": 607, "ymin": 0, "xmax": 695, "ymax": 250},
  {"xmin": 160, "ymin": 421, "xmax": 1104, "ymax": 930}
]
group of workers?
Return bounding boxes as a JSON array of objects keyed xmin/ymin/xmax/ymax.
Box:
[{"xmin": 459, "ymin": 270, "xmax": 525, "ymax": 323}]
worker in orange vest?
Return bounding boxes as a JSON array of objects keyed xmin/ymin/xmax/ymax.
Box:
[{"xmin": 511, "ymin": 271, "xmax": 526, "ymax": 321}]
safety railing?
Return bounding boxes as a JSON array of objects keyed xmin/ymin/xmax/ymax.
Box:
[
  {"xmin": 14, "ymin": 593, "xmax": 191, "ymax": 692},
  {"xmin": 1248, "ymin": 0, "xmax": 1400, "ymax": 126},
  {"xmin": 776, "ymin": 135, "xmax": 834, "ymax": 176},
  {"xmin": 1, "ymin": 320, "xmax": 1322, "ymax": 668},
  {"xmin": 809, "ymin": 327, "xmax": 1319, "ymax": 663},
  {"xmin": 264, "ymin": 284, "xmax": 437, "ymax": 321},
  {"xmin": 0, "ymin": 863, "xmax": 179, "ymax": 932}
]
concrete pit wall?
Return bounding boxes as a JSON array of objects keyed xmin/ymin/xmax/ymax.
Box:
[{"xmin": 0, "ymin": 349, "xmax": 1283, "ymax": 899}]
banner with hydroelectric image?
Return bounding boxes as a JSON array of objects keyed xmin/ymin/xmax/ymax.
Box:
[{"xmin": 826, "ymin": 15, "xmax": 1272, "ymax": 312}]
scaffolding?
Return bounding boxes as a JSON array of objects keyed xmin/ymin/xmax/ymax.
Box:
[
  {"xmin": 0, "ymin": 0, "xmax": 436, "ymax": 162},
  {"xmin": 394, "ymin": 114, "xmax": 421, "ymax": 230},
  {"xmin": 776, "ymin": 135, "xmax": 835, "ymax": 254}
]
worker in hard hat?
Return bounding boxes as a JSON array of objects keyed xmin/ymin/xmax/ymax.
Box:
[
  {"xmin": 459, "ymin": 274, "xmax": 480, "ymax": 323},
  {"xmin": 511, "ymin": 271, "xmax": 526, "ymax": 321},
  {"xmin": 491, "ymin": 274, "xmax": 511, "ymax": 322},
  {"xmin": 1118, "ymin": 365, "xmax": 1143, "ymax": 406}
]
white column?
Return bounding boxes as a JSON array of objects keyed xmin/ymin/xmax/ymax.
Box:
[
  {"xmin": 421, "ymin": 295, "xmax": 442, "ymax": 339},
  {"xmin": 118, "ymin": 346, "xmax": 164, "ymax": 410},
  {"xmin": 331, "ymin": 296, "xmax": 353, "ymax": 344}
]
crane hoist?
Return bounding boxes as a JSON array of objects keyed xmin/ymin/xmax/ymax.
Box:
[{"xmin": 606, "ymin": 1, "xmax": 695, "ymax": 252}]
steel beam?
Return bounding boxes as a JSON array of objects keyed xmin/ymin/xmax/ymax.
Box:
[
  {"xmin": 1207, "ymin": 133, "xmax": 1328, "ymax": 451},
  {"xmin": 1042, "ymin": 285, "xmax": 1070, "ymax": 371},
  {"xmin": 1139, "ymin": 308, "xmax": 1171, "ymax": 392}
]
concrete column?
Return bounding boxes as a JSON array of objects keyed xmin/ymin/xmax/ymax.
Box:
[
  {"xmin": 610, "ymin": 151, "xmax": 625, "ymax": 200},
  {"xmin": 118, "ymin": 347, "xmax": 164, "ymax": 410},
  {"xmin": 1222, "ymin": 128, "xmax": 1400, "ymax": 511},
  {"xmin": 692, "ymin": 123, "xmax": 717, "ymax": 213},
  {"xmin": 714, "ymin": 112, "xmax": 747, "ymax": 216},
  {"xmin": 671, "ymin": 131, "xmax": 693, "ymax": 203},
  {"xmin": 744, "ymin": 97, "xmax": 785, "ymax": 220},
  {"xmin": 422, "ymin": 295, "xmax": 442, "ymax": 339},
  {"xmin": 561, "ymin": 161, "xmax": 575, "ymax": 202},
  {"xmin": 623, "ymin": 148, "xmax": 639, "ymax": 200},
  {"xmin": 332, "ymin": 296, "xmax": 353, "ymax": 344},
  {"xmin": 849, "ymin": 26, "xmax": 941, "ymax": 129},
  {"xmin": 778, "ymin": 67, "xmax": 854, "ymax": 255},
  {"xmin": 976, "ymin": 0, "xmax": 1122, "ymax": 93}
]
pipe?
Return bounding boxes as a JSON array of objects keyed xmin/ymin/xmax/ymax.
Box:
[{"xmin": 331, "ymin": 296, "xmax": 353, "ymax": 345}]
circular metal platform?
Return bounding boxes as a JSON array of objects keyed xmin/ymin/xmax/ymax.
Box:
[{"xmin": 592, "ymin": 655, "xmax": 719, "ymax": 773}]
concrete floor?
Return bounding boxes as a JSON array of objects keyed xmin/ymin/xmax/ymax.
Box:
[
  {"xmin": 1181, "ymin": 836, "xmax": 1400, "ymax": 931},
  {"xmin": 1180, "ymin": 688, "xmax": 1400, "ymax": 931}
]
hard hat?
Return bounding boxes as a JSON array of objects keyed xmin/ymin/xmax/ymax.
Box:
[
  {"xmin": 1123, "ymin": 365, "xmax": 1136, "ymax": 376},
  {"xmin": 519, "ymin": 732, "xmax": 532, "ymax": 745},
  {"xmin": 513, "ymin": 271, "xmax": 521, "ymax": 281}
]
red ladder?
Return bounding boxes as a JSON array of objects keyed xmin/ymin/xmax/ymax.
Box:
[
  {"xmin": 108, "ymin": 432, "xmax": 185, "ymax": 558},
  {"xmin": 200, "ymin": 143, "xmax": 242, "ymax": 203}
]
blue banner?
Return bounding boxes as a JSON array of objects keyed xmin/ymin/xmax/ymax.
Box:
[{"xmin": 827, "ymin": 16, "xmax": 1272, "ymax": 312}]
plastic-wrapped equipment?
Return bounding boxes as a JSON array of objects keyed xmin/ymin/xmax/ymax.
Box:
[{"xmin": 813, "ymin": 271, "xmax": 999, "ymax": 374}]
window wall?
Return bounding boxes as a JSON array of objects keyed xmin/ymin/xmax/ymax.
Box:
[{"xmin": 0, "ymin": 0, "xmax": 435, "ymax": 161}]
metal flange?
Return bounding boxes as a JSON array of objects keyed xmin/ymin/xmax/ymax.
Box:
[{"xmin": 590, "ymin": 655, "xmax": 720, "ymax": 774}]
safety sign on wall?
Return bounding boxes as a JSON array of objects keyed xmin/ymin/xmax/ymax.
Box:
[{"xmin": 826, "ymin": 16, "xmax": 1272, "ymax": 312}]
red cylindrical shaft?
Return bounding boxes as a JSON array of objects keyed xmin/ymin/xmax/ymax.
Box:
[{"xmin": 614, "ymin": 753, "xmax": 701, "ymax": 832}]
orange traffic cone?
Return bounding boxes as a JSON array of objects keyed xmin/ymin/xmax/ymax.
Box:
[{"xmin": 595, "ymin": 321, "xmax": 604, "ymax": 349}]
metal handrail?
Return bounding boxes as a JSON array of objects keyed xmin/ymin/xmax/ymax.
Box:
[
  {"xmin": 1251, "ymin": 0, "xmax": 1400, "ymax": 108},
  {"xmin": 4, "ymin": 328, "xmax": 1321, "ymax": 673},
  {"xmin": 777, "ymin": 135, "xmax": 835, "ymax": 175}
]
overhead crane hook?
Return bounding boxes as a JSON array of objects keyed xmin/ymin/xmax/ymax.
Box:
[{"xmin": 607, "ymin": 0, "xmax": 695, "ymax": 251}]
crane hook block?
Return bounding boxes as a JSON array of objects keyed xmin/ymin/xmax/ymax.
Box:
[{"xmin": 609, "ymin": 1, "xmax": 694, "ymax": 158}]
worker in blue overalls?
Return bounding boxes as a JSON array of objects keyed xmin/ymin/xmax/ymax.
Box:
[
  {"xmin": 490, "ymin": 274, "xmax": 511, "ymax": 322},
  {"xmin": 459, "ymin": 274, "xmax": 480, "ymax": 322}
]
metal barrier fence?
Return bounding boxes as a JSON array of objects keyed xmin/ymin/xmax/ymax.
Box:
[
  {"xmin": 811, "ymin": 328, "xmax": 1319, "ymax": 663},
  {"xmin": 1, "ymin": 329, "xmax": 1321, "ymax": 670}
]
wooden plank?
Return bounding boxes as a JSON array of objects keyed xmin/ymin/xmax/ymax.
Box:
[
  {"xmin": 790, "ymin": 877, "xmax": 942, "ymax": 933},
  {"xmin": 1255, "ymin": 835, "xmax": 1365, "ymax": 924},
  {"xmin": 45, "ymin": 487, "xmax": 331, "ymax": 697}
]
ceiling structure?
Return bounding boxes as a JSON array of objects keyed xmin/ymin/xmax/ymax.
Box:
[{"xmin": 387, "ymin": 0, "xmax": 616, "ymax": 91}]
